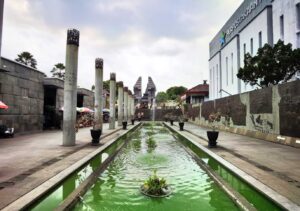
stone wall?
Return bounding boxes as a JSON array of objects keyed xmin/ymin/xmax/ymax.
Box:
[
  {"xmin": 135, "ymin": 108, "xmax": 183, "ymax": 121},
  {"xmin": 186, "ymin": 80, "xmax": 300, "ymax": 148},
  {"xmin": 0, "ymin": 57, "xmax": 45, "ymax": 134},
  {"xmin": 0, "ymin": 59, "xmax": 95, "ymax": 134}
]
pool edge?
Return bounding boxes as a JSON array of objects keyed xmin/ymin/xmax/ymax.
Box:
[
  {"xmin": 2, "ymin": 123, "xmax": 141, "ymax": 211},
  {"xmin": 163, "ymin": 122, "xmax": 299, "ymax": 211}
]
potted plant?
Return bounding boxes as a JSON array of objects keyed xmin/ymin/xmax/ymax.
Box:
[
  {"xmin": 90, "ymin": 112, "xmax": 102, "ymax": 145},
  {"xmin": 170, "ymin": 114, "xmax": 175, "ymax": 126},
  {"xmin": 178, "ymin": 115, "xmax": 185, "ymax": 131},
  {"xmin": 140, "ymin": 170, "xmax": 172, "ymax": 197},
  {"xmin": 164, "ymin": 113, "xmax": 170, "ymax": 122},
  {"xmin": 122, "ymin": 120, "xmax": 127, "ymax": 130},
  {"xmin": 207, "ymin": 112, "xmax": 221, "ymax": 148}
]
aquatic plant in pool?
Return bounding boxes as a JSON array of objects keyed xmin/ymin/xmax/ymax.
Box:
[
  {"xmin": 146, "ymin": 136, "xmax": 157, "ymax": 153},
  {"xmin": 140, "ymin": 170, "xmax": 172, "ymax": 197}
]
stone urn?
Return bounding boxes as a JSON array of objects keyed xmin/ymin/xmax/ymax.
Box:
[
  {"xmin": 90, "ymin": 129, "xmax": 102, "ymax": 145},
  {"xmin": 207, "ymin": 131, "xmax": 219, "ymax": 147},
  {"xmin": 131, "ymin": 119, "xmax": 135, "ymax": 125},
  {"xmin": 122, "ymin": 121, "xmax": 128, "ymax": 130},
  {"xmin": 179, "ymin": 122, "xmax": 184, "ymax": 131}
]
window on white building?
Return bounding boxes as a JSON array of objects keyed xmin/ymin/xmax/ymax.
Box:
[
  {"xmin": 210, "ymin": 68, "xmax": 212, "ymax": 89},
  {"xmin": 280, "ymin": 15, "xmax": 284, "ymax": 41},
  {"xmin": 250, "ymin": 38, "xmax": 254, "ymax": 55},
  {"xmin": 297, "ymin": 33, "xmax": 300, "ymax": 48},
  {"xmin": 212, "ymin": 67, "xmax": 215, "ymax": 98},
  {"xmin": 231, "ymin": 53, "xmax": 234, "ymax": 84},
  {"xmin": 258, "ymin": 31, "xmax": 262, "ymax": 48},
  {"xmin": 297, "ymin": 3, "xmax": 300, "ymax": 30},
  {"xmin": 226, "ymin": 57, "xmax": 228, "ymax": 86},
  {"xmin": 243, "ymin": 43, "xmax": 246, "ymax": 55},
  {"xmin": 216, "ymin": 64, "xmax": 219, "ymax": 95}
]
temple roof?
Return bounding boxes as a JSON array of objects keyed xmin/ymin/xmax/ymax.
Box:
[
  {"xmin": 134, "ymin": 76, "xmax": 142, "ymax": 90},
  {"xmin": 146, "ymin": 76, "xmax": 156, "ymax": 91}
]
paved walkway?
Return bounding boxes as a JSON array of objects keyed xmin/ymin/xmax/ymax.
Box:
[
  {"xmin": 172, "ymin": 122, "xmax": 300, "ymax": 206},
  {"xmin": 0, "ymin": 123, "xmax": 124, "ymax": 209},
  {"xmin": 0, "ymin": 123, "xmax": 120, "ymax": 183}
]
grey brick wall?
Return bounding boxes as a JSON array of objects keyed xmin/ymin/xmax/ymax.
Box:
[{"xmin": 0, "ymin": 57, "xmax": 45, "ymax": 134}]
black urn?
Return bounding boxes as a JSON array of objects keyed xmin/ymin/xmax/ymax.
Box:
[
  {"xmin": 179, "ymin": 122, "xmax": 184, "ymax": 131},
  {"xmin": 207, "ymin": 131, "xmax": 219, "ymax": 148},
  {"xmin": 122, "ymin": 121, "xmax": 128, "ymax": 130},
  {"xmin": 90, "ymin": 129, "xmax": 102, "ymax": 145}
]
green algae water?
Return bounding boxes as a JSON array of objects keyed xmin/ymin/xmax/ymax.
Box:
[
  {"xmin": 73, "ymin": 124, "xmax": 240, "ymax": 211},
  {"xmin": 30, "ymin": 134, "xmax": 125, "ymax": 211},
  {"xmin": 174, "ymin": 131, "xmax": 282, "ymax": 211}
]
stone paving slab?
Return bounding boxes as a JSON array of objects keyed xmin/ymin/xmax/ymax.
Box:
[
  {"xmin": 0, "ymin": 123, "xmax": 122, "ymax": 209},
  {"xmin": 171, "ymin": 122, "xmax": 300, "ymax": 206}
]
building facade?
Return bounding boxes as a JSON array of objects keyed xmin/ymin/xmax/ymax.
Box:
[
  {"xmin": 209, "ymin": 0, "xmax": 300, "ymax": 100},
  {"xmin": 0, "ymin": 57, "xmax": 95, "ymax": 134},
  {"xmin": 181, "ymin": 80, "xmax": 209, "ymax": 104}
]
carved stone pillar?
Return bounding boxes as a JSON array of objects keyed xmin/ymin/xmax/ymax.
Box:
[{"xmin": 63, "ymin": 29, "xmax": 80, "ymax": 146}]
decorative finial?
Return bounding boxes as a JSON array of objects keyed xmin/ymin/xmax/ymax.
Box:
[
  {"xmin": 67, "ymin": 29, "xmax": 80, "ymax": 46},
  {"xmin": 95, "ymin": 58, "xmax": 103, "ymax": 69},
  {"xmin": 117, "ymin": 81, "xmax": 124, "ymax": 87},
  {"xmin": 110, "ymin": 73, "xmax": 116, "ymax": 81}
]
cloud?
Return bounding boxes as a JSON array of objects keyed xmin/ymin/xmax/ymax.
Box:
[{"xmin": 2, "ymin": 0, "xmax": 242, "ymax": 92}]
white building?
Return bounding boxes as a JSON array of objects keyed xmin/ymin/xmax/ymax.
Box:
[{"xmin": 209, "ymin": 0, "xmax": 300, "ymax": 100}]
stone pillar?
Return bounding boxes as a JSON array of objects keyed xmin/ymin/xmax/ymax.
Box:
[
  {"xmin": 63, "ymin": 29, "xmax": 80, "ymax": 146},
  {"xmin": 117, "ymin": 81, "xmax": 124, "ymax": 126},
  {"xmin": 128, "ymin": 91, "xmax": 132, "ymax": 120},
  {"xmin": 93, "ymin": 58, "xmax": 103, "ymax": 131},
  {"xmin": 131, "ymin": 96, "xmax": 135, "ymax": 120},
  {"xmin": 123, "ymin": 87, "xmax": 128, "ymax": 122},
  {"xmin": 109, "ymin": 73, "xmax": 116, "ymax": 129},
  {"xmin": 0, "ymin": 0, "xmax": 4, "ymax": 60}
]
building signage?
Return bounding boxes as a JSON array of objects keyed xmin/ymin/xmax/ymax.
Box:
[{"xmin": 226, "ymin": 0, "xmax": 262, "ymax": 36}]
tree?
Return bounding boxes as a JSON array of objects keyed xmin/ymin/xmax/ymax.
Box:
[
  {"xmin": 103, "ymin": 80, "xmax": 110, "ymax": 91},
  {"xmin": 237, "ymin": 40, "xmax": 300, "ymax": 88},
  {"xmin": 91, "ymin": 80, "xmax": 111, "ymax": 92},
  {"xmin": 166, "ymin": 86, "xmax": 187, "ymax": 100},
  {"xmin": 50, "ymin": 63, "xmax": 65, "ymax": 80},
  {"xmin": 15, "ymin": 51, "xmax": 37, "ymax": 68},
  {"xmin": 156, "ymin": 92, "xmax": 168, "ymax": 104}
]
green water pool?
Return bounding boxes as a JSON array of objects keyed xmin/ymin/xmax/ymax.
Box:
[
  {"xmin": 30, "ymin": 123, "xmax": 282, "ymax": 211},
  {"xmin": 73, "ymin": 124, "xmax": 240, "ymax": 211}
]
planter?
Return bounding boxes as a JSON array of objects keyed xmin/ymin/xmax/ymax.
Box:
[
  {"xmin": 140, "ymin": 185, "xmax": 172, "ymax": 198},
  {"xmin": 90, "ymin": 129, "xmax": 102, "ymax": 145},
  {"xmin": 131, "ymin": 119, "xmax": 135, "ymax": 125},
  {"xmin": 179, "ymin": 122, "xmax": 184, "ymax": 131},
  {"xmin": 170, "ymin": 120, "xmax": 174, "ymax": 126},
  {"xmin": 207, "ymin": 131, "xmax": 219, "ymax": 148},
  {"xmin": 122, "ymin": 121, "xmax": 127, "ymax": 130}
]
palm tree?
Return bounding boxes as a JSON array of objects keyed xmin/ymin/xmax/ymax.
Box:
[
  {"xmin": 15, "ymin": 51, "xmax": 37, "ymax": 68},
  {"xmin": 50, "ymin": 63, "xmax": 65, "ymax": 80}
]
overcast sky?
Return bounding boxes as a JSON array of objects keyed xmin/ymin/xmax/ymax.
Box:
[{"xmin": 2, "ymin": 0, "xmax": 242, "ymax": 92}]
